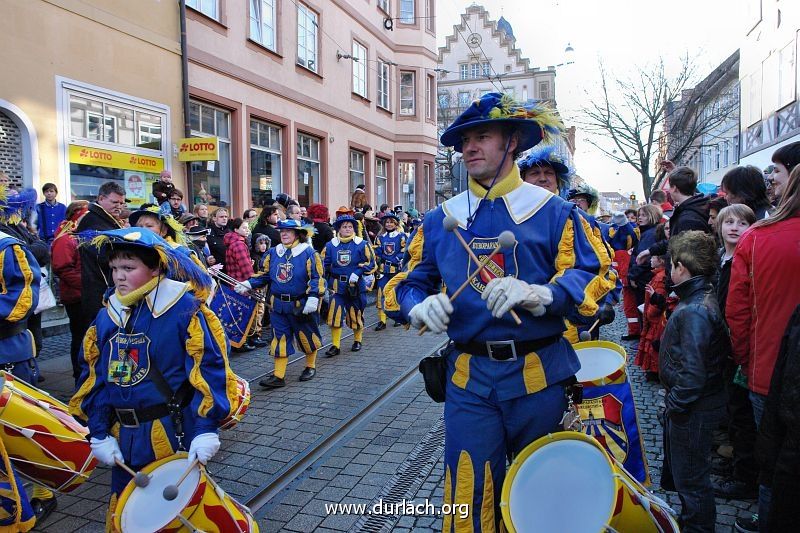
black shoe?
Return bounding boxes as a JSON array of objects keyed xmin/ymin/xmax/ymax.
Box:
[
  {"xmin": 621, "ymin": 334, "xmax": 640, "ymax": 341},
  {"xmin": 325, "ymin": 346, "xmax": 340, "ymax": 357},
  {"xmin": 251, "ymin": 338, "xmax": 268, "ymax": 348},
  {"xmin": 299, "ymin": 367, "xmax": 316, "ymax": 381},
  {"xmin": 374, "ymin": 322, "xmax": 386, "ymax": 331},
  {"xmin": 259, "ymin": 376, "xmax": 286, "ymax": 389},
  {"xmin": 351, "ymin": 341, "xmax": 362, "ymax": 352},
  {"xmin": 735, "ymin": 514, "xmax": 758, "ymax": 532},
  {"xmin": 714, "ymin": 478, "xmax": 758, "ymax": 500},
  {"xmin": 645, "ymin": 371, "xmax": 660, "ymax": 383},
  {"xmin": 245, "ymin": 340, "xmax": 258, "ymax": 350},
  {"xmin": 31, "ymin": 497, "xmax": 57, "ymax": 524},
  {"xmin": 232, "ymin": 344, "xmax": 253, "ymax": 353},
  {"xmin": 393, "ymin": 321, "xmax": 402, "ymax": 327},
  {"xmin": 711, "ymin": 455, "xmax": 732, "ymax": 476}
]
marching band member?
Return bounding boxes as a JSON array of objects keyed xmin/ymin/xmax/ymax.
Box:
[
  {"xmin": 373, "ymin": 212, "xmax": 406, "ymax": 331},
  {"xmin": 518, "ymin": 143, "xmax": 572, "ymax": 198},
  {"xmin": 322, "ymin": 214, "xmax": 376, "ymax": 356},
  {"xmin": 236, "ymin": 219, "xmax": 325, "ymax": 389},
  {"xmin": 69, "ymin": 228, "xmax": 237, "ymax": 529},
  {"xmin": 386, "ymin": 93, "xmax": 614, "ymax": 532}
]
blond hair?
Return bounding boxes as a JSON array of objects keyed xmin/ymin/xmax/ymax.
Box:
[{"xmin": 637, "ymin": 204, "xmax": 663, "ymax": 226}]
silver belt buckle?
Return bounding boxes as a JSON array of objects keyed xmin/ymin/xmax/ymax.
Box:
[
  {"xmin": 280, "ymin": 294, "xmax": 292, "ymax": 302},
  {"xmin": 486, "ymin": 340, "xmax": 517, "ymax": 362},
  {"xmin": 116, "ymin": 408, "xmax": 140, "ymax": 428}
]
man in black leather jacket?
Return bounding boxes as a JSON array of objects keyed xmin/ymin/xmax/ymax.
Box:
[{"xmin": 659, "ymin": 231, "xmax": 729, "ymax": 533}]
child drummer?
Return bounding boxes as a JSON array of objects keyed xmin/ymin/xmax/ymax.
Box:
[
  {"xmin": 373, "ymin": 212, "xmax": 406, "ymax": 331},
  {"xmin": 69, "ymin": 228, "xmax": 238, "ymax": 528}
]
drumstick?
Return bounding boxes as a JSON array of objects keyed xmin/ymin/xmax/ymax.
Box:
[
  {"xmin": 115, "ymin": 459, "xmax": 150, "ymax": 488},
  {"xmin": 443, "ymin": 216, "xmax": 522, "ymax": 325},
  {"xmin": 419, "ymin": 231, "xmax": 516, "ymax": 335},
  {"xmin": 578, "ymin": 319, "xmax": 602, "ymax": 342},
  {"xmin": 162, "ymin": 459, "xmax": 199, "ymax": 501}
]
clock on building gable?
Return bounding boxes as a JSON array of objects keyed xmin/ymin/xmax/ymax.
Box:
[{"xmin": 467, "ymin": 33, "xmax": 482, "ymax": 48}]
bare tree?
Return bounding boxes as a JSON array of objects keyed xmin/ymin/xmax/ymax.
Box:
[
  {"xmin": 435, "ymin": 90, "xmax": 468, "ymax": 200},
  {"xmin": 579, "ymin": 55, "xmax": 737, "ymax": 199}
]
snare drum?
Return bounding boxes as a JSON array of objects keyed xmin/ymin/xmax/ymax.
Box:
[
  {"xmin": 0, "ymin": 371, "xmax": 96, "ymax": 493},
  {"xmin": 220, "ymin": 375, "xmax": 251, "ymax": 431},
  {"xmin": 574, "ymin": 340, "xmax": 627, "ymax": 386},
  {"xmin": 501, "ymin": 432, "xmax": 678, "ymax": 533},
  {"xmin": 113, "ymin": 453, "xmax": 259, "ymax": 533}
]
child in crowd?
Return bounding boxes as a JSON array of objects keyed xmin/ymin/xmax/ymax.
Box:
[
  {"xmin": 35, "ymin": 182, "xmax": 66, "ymax": 245},
  {"xmin": 152, "ymin": 170, "xmax": 175, "ymax": 205},
  {"xmin": 635, "ymin": 250, "xmax": 668, "ymax": 382},
  {"xmin": 247, "ymin": 233, "xmax": 270, "ymax": 349},
  {"xmin": 659, "ymin": 230, "xmax": 729, "ymax": 532}
]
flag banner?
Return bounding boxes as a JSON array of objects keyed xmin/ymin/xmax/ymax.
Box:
[
  {"xmin": 209, "ymin": 283, "xmax": 257, "ymax": 348},
  {"xmin": 578, "ymin": 381, "xmax": 650, "ymax": 484}
]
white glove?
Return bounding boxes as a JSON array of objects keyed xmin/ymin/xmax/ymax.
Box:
[
  {"xmin": 188, "ymin": 432, "xmax": 220, "ymax": 464},
  {"xmin": 348, "ymin": 273, "xmax": 360, "ymax": 284},
  {"xmin": 363, "ymin": 274, "xmax": 375, "ymax": 289},
  {"xmin": 408, "ymin": 293, "xmax": 453, "ymax": 333},
  {"xmin": 90, "ymin": 436, "xmax": 123, "ymax": 467},
  {"xmin": 234, "ymin": 280, "xmax": 252, "ymax": 294},
  {"xmin": 482, "ymin": 277, "xmax": 553, "ymax": 318},
  {"xmin": 208, "ymin": 263, "xmax": 224, "ymax": 272},
  {"xmin": 302, "ymin": 296, "xmax": 319, "ymax": 315}
]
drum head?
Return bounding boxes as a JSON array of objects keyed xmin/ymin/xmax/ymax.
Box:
[
  {"xmin": 574, "ymin": 342, "xmax": 626, "ymax": 384},
  {"xmin": 120, "ymin": 457, "xmax": 201, "ymax": 532},
  {"xmin": 507, "ymin": 438, "xmax": 615, "ymax": 533}
]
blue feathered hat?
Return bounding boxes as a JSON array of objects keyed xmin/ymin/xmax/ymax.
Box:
[
  {"xmin": 276, "ymin": 218, "xmax": 316, "ymax": 237},
  {"xmin": 379, "ymin": 212, "xmax": 400, "ymax": 224},
  {"xmin": 332, "ymin": 214, "xmax": 357, "ymax": 230},
  {"xmin": 440, "ymin": 93, "xmax": 564, "ymax": 153},
  {"xmin": 0, "ymin": 187, "xmax": 37, "ymax": 224},
  {"xmin": 79, "ymin": 227, "xmax": 213, "ymax": 298},
  {"xmin": 518, "ymin": 144, "xmax": 572, "ymax": 178}
]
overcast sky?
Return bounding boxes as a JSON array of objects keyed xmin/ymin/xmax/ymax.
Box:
[{"xmin": 435, "ymin": 0, "xmax": 744, "ymax": 198}]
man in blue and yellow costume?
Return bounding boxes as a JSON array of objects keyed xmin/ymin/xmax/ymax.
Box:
[
  {"xmin": 236, "ymin": 219, "xmax": 325, "ymax": 389},
  {"xmin": 69, "ymin": 228, "xmax": 238, "ymax": 529},
  {"xmin": 373, "ymin": 212, "xmax": 406, "ymax": 331},
  {"xmin": 385, "ymin": 93, "xmax": 615, "ymax": 532},
  {"xmin": 322, "ymin": 214, "xmax": 376, "ymax": 356},
  {"xmin": 518, "ymin": 142, "xmax": 573, "ymax": 199}
]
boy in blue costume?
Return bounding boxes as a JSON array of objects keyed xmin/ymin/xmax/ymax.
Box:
[
  {"xmin": 385, "ymin": 93, "xmax": 615, "ymax": 532},
  {"xmin": 321, "ymin": 214, "xmax": 376, "ymax": 356},
  {"xmin": 69, "ymin": 228, "xmax": 238, "ymax": 529},
  {"xmin": 373, "ymin": 212, "xmax": 406, "ymax": 331},
  {"xmin": 236, "ymin": 219, "xmax": 325, "ymax": 389}
]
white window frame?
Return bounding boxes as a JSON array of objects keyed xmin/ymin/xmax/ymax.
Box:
[
  {"xmin": 352, "ymin": 41, "xmax": 367, "ymax": 98},
  {"xmin": 460, "ymin": 64, "xmax": 468, "ymax": 80},
  {"xmin": 378, "ymin": 0, "xmax": 390, "ymax": 15},
  {"xmin": 376, "ymin": 158, "xmax": 388, "ymax": 207},
  {"xmin": 186, "ymin": 0, "xmax": 218, "ymax": 20},
  {"xmin": 297, "ymin": 133, "xmax": 321, "ymax": 203},
  {"xmin": 471, "ymin": 63, "xmax": 480, "ymax": 79},
  {"xmin": 399, "ymin": 0, "xmax": 414, "ymax": 24},
  {"xmin": 400, "ymin": 71, "xmax": 416, "ymax": 116},
  {"xmin": 378, "ymin": 61, "xmax": 391, "ymax": 110},
  {"xmin": 250, "ymin": 0, "xmax": 277, "ymax": 51},
  {"xmin": 138, "ymin": 122, "xmax": 162, "ymax": 147},
  {"xmin": 778, "ymin": 40, "xmax": 796, "ymax": 109},
  {"xmin": 297, "ymin": 3, "xmax": 319, "ymax": 73},
  {"xmin": 458, "ymin": 91, "xmax": 470, "ymax": 108},
  {"xmin": 482, "ymin": 62, "xmax": 490, "ymax": 76},
  {"xmin": 250, "ymin": 118, "xmax": 282, "ymax": 198},
  {"xmin": 426, "ymin": 75, "xmax": 434, "ymax": 120},
  {"xmin": 425, "ymin": 0, "xmax": 433, "ymax": 32},
  {"xmin": 349, "ymin": 149, "xmax": 366, "ymax": 192}
]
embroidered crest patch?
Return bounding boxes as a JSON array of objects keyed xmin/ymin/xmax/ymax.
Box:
[
  {"xmin": 277, "ymin": 262, "xmax": 294, "ymax": 283},
  {"xmin": 467, "ymin": 236, "xmax": 518, "ymax": 293},
  {"xmin": 107, "ymin": 332, "xmax": 151, "ymax": 386},
  {"xmin": 337, "ymin": 249, "xmax": 352, "ymax": 266},
  {"xmin": 383, "ymin": 241, "xmax": 396, "ymax": 256}
]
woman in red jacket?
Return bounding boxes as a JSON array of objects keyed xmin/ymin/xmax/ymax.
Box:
[
  {"xmin": 727, "ymin": 165, "xmax": 800, "ymax": 533},
  {"xmin": 50, "ymin": 200, "xmax": 88, "ymax": 382},
  {"xmin": 224, "ymin": 217, "xmax": 254, "ymax": 282}
]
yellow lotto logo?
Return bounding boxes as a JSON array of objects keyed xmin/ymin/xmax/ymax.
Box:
[
  {"xmin": 178, "ymin": 137, "xmax": 220, "ymax": 161},
  {"xmin": 69, "ymin": 145, "xmax": 164, "ymax": 173}
]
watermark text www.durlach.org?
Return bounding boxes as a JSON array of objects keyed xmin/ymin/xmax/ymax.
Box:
[{"xmin": 324, "ymin": 498, "xmax": 470, "ymax": 519}]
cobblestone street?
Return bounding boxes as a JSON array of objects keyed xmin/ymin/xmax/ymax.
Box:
[{"xmin": 33, "ymin": 306, "xmax": 757, "ymax": 532}]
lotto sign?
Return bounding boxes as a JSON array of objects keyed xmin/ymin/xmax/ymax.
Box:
[
  {"xmin": 178, "ymin": 137, "xmax": 219, "ymax": 161},
  {"xmin": 69, "ymin": 145, "xmax": 164, "ymax": 173}
]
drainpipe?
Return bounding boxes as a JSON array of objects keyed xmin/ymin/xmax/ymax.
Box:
[{"xmin": 179, "ymin": 0, "xmax": 193, "ymax": 205}]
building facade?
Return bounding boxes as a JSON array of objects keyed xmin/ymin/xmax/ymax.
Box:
[
  {"xmin": 738, "ymin": 0, "xmax": 800, "ymax": 170},
  {"xmin": 661, "ymin": 51, "xmax": 741, "ymax": 187},
  {"xmin": 0, "ymin": 0, "xmax": 185, "ymax": 206},
  {"xmin": 186, "ymin": 0, "xmax": 438, "ymax": 213}
]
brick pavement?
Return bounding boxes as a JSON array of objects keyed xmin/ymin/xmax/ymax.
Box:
[{"xmin": 31, "ymin": 305, "xmax": 759, "ymax": 532}]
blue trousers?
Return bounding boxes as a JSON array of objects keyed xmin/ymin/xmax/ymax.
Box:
[
  {"xmin": 270, "ymin": 310, "xmax": 322, "ymax": 357},
  {"xmin": 327, "ymin": 292, "xmax": 366, "ymax": 330},
  {"xmin": 442, "ymin": 366, "xmax": 566, "ymax": 532}
]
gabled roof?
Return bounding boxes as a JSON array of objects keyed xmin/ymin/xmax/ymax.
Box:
[{"xmin": 437, "ymin": 4, "xmax": 531, "ymax": 73}]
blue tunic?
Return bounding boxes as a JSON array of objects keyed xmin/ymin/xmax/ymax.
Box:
[{"xmin": 0, "ymin": 230, "xmax": 40, "ymax": 365}]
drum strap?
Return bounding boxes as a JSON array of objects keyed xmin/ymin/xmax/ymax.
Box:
[{"xmin": 123, "ymin": 319, "xmax": 193, "ymax": 450}]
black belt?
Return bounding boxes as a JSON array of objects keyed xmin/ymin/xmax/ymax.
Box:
[
  {"xmin": 0, "ymin": 323, "xmax": 27, "ymax": 340},
  {"xmin": 338, "ymin": 275, "xmax": 351, "ymax": 283},
  {"xmin": 114, "ymin": 404, "xmax": 173, "ymax": 428},
  {"xmin": 271, "ymin": 293, "xmax": 303, "ymax": 302},
  {"xmin": 453, "ymin": 335, "xmax": 561, "ymax": 362}
]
